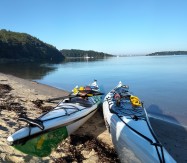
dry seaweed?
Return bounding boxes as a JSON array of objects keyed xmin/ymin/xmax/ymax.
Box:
[
  {"xmin": 0, "ymin": 84, "xmax": 26, "ymax": 113},
  {"xmin": 40, "ymin": 106, "xmax": 53, "ymax": 112},
  {"xmin": 0, "ymin": 100, "xmax": 26, "ymax": 113},
  {"xmin": 0, "ymin": 84, "xmax": 13, "ymax": 98},
  {"xmin": 32, "ymin": 99, "xmax": 53, "ymax": 112},
  {"xmin": 0, "ymin": 84, "xmax": 13, "ymax": 91},
  {"xmin": 32, "ymin": 99, "xmax": 44, "ymax": 108},
  {"xmin": 54, "ymin": 135, "xmax": 119, "ymax": 163}
]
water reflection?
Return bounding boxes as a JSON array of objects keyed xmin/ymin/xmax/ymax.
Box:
[
  {"xmin": 0, "ymin": 58, "xmax": 109, "ymax": 80},
  {"xmin": 64, "ymin": 57, "xmax": 110, "ymax": 63},
  {"xmin": 0, "ymin": 61, "xmax": 57, "ymax": 80}
]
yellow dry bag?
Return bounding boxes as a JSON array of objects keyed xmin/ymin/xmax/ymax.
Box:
[{"xmin": 130, "ymin": 95, "xmax": 142, "ymax": 107}]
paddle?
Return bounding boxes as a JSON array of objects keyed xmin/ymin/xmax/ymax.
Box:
[{"xmin": 46, "ymin": 90, "xmax": 104, "ymax": 102}]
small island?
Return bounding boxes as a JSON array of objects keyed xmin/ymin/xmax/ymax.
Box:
[
  {"xmin": 146, "ymin": 51, "xmax": 187, "ymax": 56},
  {"xmin": 61, "ymin": 49, "xmax": 114, "ymax": 58}
]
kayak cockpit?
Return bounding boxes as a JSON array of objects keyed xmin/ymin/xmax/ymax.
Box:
[{"xmin": 63, "ymin": 97, "xmax": 93, "ymax": 107}]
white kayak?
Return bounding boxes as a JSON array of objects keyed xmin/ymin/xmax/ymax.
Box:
[
  {"xmin": 7, "ymin": 80, "xmax": 102, "ymax": 157},
  {"xmin": 103, "ymin": 82, "xmax": 176, "ymax": 163}
]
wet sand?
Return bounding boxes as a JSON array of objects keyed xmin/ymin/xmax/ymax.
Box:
[{"xmin": 0, "ymin": 72, "xmax": 187, "ymax": 162}]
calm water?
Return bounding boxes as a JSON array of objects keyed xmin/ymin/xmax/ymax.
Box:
[{"xmin": 1, "ymin": 55, "xmax": 187, "ymax": 126}]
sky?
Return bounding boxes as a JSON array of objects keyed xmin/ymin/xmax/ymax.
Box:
[{"xmin": 0, "ymin": 0, "xmax": 187, "ymax": 55}]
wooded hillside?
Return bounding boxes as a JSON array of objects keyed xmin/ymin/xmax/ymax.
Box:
[{"xmin": 0, "ymin": 29, "xmax": 64, "ymax": 62}]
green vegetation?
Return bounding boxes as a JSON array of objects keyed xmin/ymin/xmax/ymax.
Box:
[
  {"xmin": 61, "ymin": 49, "xmax": 114, "ymax": 58},
  {"xmin": 0, "ymin": 29, "xmax": 64, "ymax": 62},
  {"xmin": 0, "ymin": 29, "xmax": 113, "ymax": 62},
  {"xmin": 147, "ymin": 51, "xmax": 187, "ymax": 56}
]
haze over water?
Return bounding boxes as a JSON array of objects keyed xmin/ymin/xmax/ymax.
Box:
[{"xmin": 1, "ymin": 55, "xmax": 187, "ymax": 127}]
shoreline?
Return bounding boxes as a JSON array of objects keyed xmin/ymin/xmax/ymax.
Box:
[
  {"xmin": 0, "ymin": 72, "xmax": 69, "ymax": 97},
  {"xmin": 1, "ymin": 72, "xmax": 187, "ymax": 162}
]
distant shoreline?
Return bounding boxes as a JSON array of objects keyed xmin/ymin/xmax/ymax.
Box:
[
  {"xmin": 118, "ymin": 53, "xmax": 187, "ymax": 57},
  {"xmin": 146, "ymin": 51, "xmax": 187, "ymax": 56}
]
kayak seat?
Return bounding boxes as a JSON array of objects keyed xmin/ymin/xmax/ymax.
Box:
[
  {"xmin": 18, "ymin": 116, "xmax": 44, "ymax": 130},
  {"xmin": 70, "ymin": 97, "xmax": 93, "ymax": 107}
]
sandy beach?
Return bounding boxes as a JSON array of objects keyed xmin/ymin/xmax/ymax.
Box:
[{"xmin": 0, "ymin": 72, "xmax": 187, "ymax": 163}]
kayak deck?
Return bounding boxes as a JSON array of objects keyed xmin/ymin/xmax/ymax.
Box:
[
  {"xmin": 106, "ymin": 88, "xmax": 146, "ymax": 121},
  {"xmin": 107, "ymin": 96, "xmax": 145, "ymax": 119}
]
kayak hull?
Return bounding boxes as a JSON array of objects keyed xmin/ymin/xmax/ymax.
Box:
[
  {"xmin": 103, "ymin": 82, "xmax": 176, "ymax": 163},
  {"xmin": 13, "ymin": 108, "xmax": 97, "ymax": 157}
]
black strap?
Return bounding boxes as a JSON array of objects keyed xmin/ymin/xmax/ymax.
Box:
[
  {"xmin": 118, "ymin": 115, "xmax": 165, "ymax": 163},
  {"xmin": 18, "ymin": 117, "xmax": 44, "ymax": 130}
]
